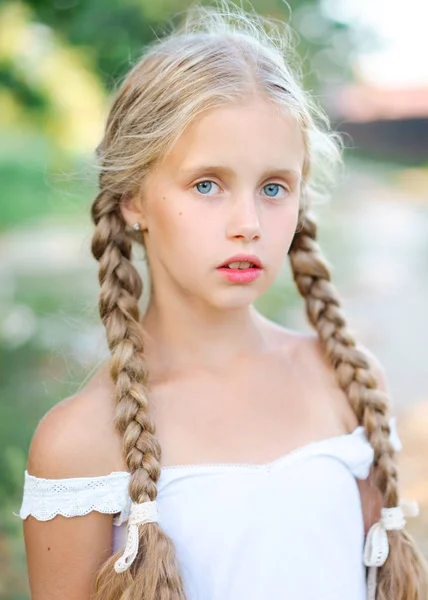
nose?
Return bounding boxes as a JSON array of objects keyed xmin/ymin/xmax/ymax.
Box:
[{"xmin": 225, "ymin": 193, "xmax": 261, "ymax": 242}]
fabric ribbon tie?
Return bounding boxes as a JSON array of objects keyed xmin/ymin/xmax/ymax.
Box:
[
  {"xmin": 114, "ymin": 500, "xmax": 160, "ymax": 574},
  {"xmin": 364, "ymin": 500, "xmax": 419, "ymax": 600}
]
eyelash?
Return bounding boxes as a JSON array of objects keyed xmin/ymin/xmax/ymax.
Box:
[{"xmin": 193, "ymin": 180, "xmax": 290, "ymax": 198}]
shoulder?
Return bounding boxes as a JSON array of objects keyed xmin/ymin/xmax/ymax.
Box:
[
  {"xmin": 299, "ymin": 332, "xmax": 390, "ymax": 395},
  {"xmin": 287, "ymin": 331, "xmax": 388, "ymax": 392},
  {"xmin": 273, "ymin": 327, "xmax": 391, "ymax": 430},
  {"xmin": 27, "ymin": 360, "xmax": 127, "ymax": 479}
]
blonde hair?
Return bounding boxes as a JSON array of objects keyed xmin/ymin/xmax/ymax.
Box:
[{"xmin": 90, "ymin": 2, "xmax": 428, "ymax": 599}]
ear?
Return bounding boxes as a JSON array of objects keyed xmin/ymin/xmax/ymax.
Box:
[{"xmin": 119, "ymin": 191, "xmax": 148, "ymax": 231}]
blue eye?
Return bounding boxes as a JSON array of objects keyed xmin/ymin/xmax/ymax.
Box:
[
  {"xmin": 195, "ymin": 181, "xmax": 219, "ymax": 195},
  {"xmin": 263, "ymin": 183, "xmax": 284, "ymax": 198}
]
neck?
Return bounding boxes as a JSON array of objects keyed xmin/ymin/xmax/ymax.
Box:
[{"xmin": 141, "ymin": 295, "xmax": 269, "ymax": 376}]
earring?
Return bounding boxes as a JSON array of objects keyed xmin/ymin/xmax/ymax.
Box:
[{"xmin": 132, "ymin": 222, "xmax": 141, "ymax": 231}]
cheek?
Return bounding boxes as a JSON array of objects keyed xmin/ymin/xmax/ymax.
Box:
[
  {"xmin": 264, "ymin": 203, "xmax": 299, "ymax": 246},
  {"xmin": 144, "ymin": 202, "xmax": 179, "ymax": 262},
  {"xmin": 148, "ymin": 196, "xmax": 211, "ymax": 256},
  {"xmin": 149, "ymin": 211, "xmax": 175, "ymax": 248}
]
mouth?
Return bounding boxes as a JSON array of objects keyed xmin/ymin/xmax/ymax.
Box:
[
  {"xmin": 218, "ymin": 255, "xmax": 263, "ymax": 270},
  {"xmin": 217, "ymin": 255, "xmax": 263, "ymax": 284},
  {"xmin": 221, "ymin": 262, "xmax": 258, "ymax": 270}
]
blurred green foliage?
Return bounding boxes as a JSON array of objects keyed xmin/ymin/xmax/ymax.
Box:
[
  {"xmin": 20, "ymin": 0, "xmax": 336, "ymax": 85},
  {"xmin": 0, "ymin": 132, "xmax": 98, "ymax": 231},
  {"xmin": 1, "ymin": 0, "xmax": 357, "ymax": 151}
]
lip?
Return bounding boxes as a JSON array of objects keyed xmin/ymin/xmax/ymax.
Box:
[
  {"xmin": 217, "ymin": 267, "xmax": 262, "ymax": 284},
  {"xmin": 216, "ymin": 254, "xmax": 263, "ymax": 284},
  {"xmin": 218, "ymin": 254, "xmax": 263, "ymax": 269}
]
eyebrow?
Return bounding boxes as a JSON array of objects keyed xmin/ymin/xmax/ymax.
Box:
[{"xmin": 180, "ymin": 165, "xmax": 301, "ymax": 181}]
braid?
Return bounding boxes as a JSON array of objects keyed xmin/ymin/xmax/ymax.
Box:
[
  {"xmin": 289, "ymin": 208, "xmax": 428, "ymax": 599},
  {"xmin": 90, "ymin": 186, "xmax": 187, "ymax": 600}
]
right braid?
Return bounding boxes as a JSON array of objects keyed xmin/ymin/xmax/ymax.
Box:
[
  {"xmin": 90, "ymin": 186, "xmax": 187, "ymax": 600},
  {"xmin": 288, "ymin": 208, "xmax": 428, "ymax": 600}
]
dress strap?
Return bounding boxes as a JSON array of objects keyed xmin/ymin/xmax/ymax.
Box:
[{"xmin": 17, "ymin": 470, "xmax": 131, "ymax": 525}]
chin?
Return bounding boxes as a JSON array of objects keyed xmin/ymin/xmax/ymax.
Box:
[{"xmin": 210, "ymin": 287, "xmax": 263, "ymax": 311}]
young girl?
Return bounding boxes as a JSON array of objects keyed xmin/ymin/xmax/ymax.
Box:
[{"xmin": 18, "ymin": 2, "xmax": 428, "ymax": 600}]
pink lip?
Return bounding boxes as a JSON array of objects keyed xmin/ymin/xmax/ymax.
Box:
[
  {"xmin": 217, "ymin": 254, "xmax": 263, "ymax": 284},
  {"xmin": 217, "ymin": 267, "xmax": 262, "ymax": 283}
]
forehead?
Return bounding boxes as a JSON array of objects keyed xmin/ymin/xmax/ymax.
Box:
[{"xmin": 159, "ymin": 99, "xmax": 305, "ymax": 176}]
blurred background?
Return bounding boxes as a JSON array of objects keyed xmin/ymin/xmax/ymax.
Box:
[{"xmin": 0, "ymin": 0, "xmax": 427, "ymax": 596}]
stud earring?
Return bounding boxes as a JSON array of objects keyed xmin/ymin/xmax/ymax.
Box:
[{"xmin": 132, "ymin": 222, "xmax": 141, "ymax": 231}]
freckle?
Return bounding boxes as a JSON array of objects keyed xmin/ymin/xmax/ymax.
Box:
[{"xmin": 179, "ymin": 212, "xmax": 182, "ymax": 216}]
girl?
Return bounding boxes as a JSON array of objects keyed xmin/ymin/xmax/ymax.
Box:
[{"xmin": 18, "ymin": 2, "xmax": 428, "ymax": 600}]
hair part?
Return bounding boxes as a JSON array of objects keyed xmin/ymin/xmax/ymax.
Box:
[{"xmin": 90, "ymin": 2, "xmax": 428, "ymax": 599}]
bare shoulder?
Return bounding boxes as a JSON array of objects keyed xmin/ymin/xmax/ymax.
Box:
[
  {"xmin": 28, "ymin": 360, "xmax": 127, "ymax": 479},
  {"xmin": 296, "ymin": 332, "xmax": 389, "ymax": 392},
  {"xmin": 271, "ymin": 325, "xmax": 391, "ymax": 430}
]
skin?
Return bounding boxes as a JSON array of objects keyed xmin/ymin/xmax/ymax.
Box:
[{"xmin": 23, "ymin": 97, "xmax": 384, "ymax": 599}]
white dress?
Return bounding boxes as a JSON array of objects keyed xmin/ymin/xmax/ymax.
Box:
[{"xmin": 18, "ymin": 421, "xmax": 402, "ymax": 600}]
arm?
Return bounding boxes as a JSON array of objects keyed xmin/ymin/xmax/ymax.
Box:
[
  {"xmin": 24, "ymin": 511, "xmax": 113, "ymax": 599},
  {"xmin": 23, "ymin": 382, "xmax": 126, "ymax": 600}
]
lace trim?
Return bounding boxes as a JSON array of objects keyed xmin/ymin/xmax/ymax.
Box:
[{"xmin": 18, "ymin": 470, "xmax": 131, "ymax": 526}]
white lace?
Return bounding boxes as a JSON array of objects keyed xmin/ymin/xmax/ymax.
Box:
[
  {"xmin": 18, "ymin": 470, "xmax": 131, "ymax": 526},
  {"xmin": 114, "ymin": 501, "xmax": 160, "ymax": 573},
  {"xmin": 364, "ymin": 500, "xmax": 419, "ymax": 600}
]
